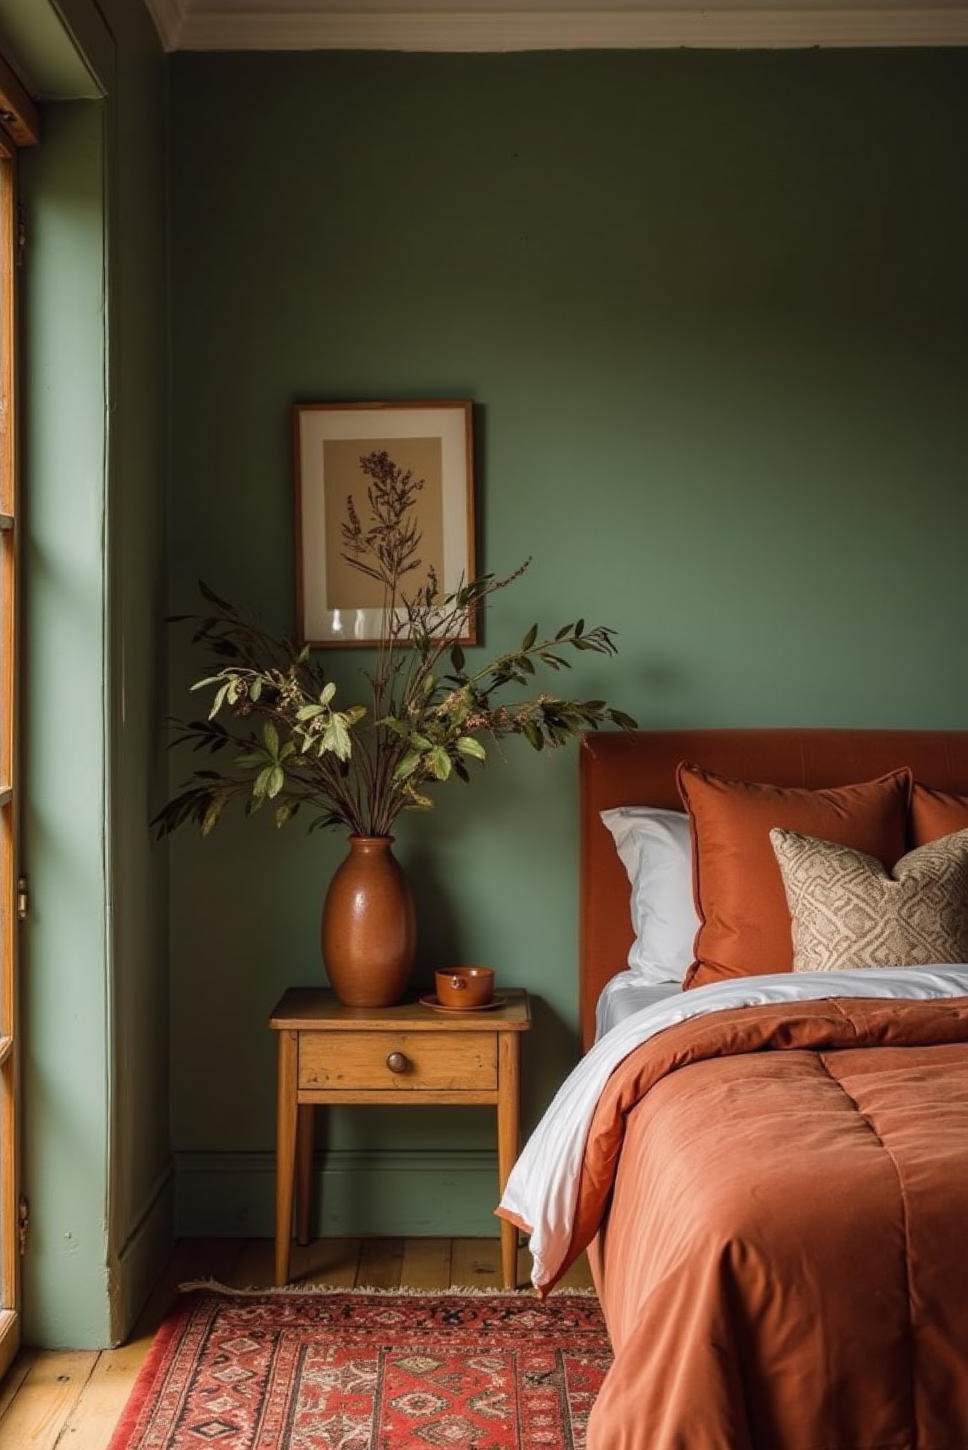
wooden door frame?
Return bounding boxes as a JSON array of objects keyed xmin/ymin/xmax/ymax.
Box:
[
  {"xmin": 0, "ymin": 76, "xmax": 39, "ymax": 1377},
  {"xmin": 0, "ymin": 130, "xmax": 20, "ymax": 1378}
]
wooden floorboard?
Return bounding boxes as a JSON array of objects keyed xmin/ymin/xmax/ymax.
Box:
[
  {"xmin": 225, "ymin": 1238, "xmax": 276, "ymax": 1290},
  {"xmin": 400, "ymin": 1236, "xmax": 452, "ymax": 1289},
  {"xmin": 289, "ymin": 1236, "xmax": 361, "ymax": 1287},
  {"xmin": 0, "ymin": 1237, "xmax": 595, "ymax": 1444},
  {"xmin": 450, "ymin": 1235, "xmax": 503, "ymax": 1289},
  {"xmin": 0, "ymin": 1352, "xmax": 30, "ymax": 1427},
  {"xmin": 0, "ymin": 1349, "xmax": 97, "ymax": 1449},
  {"xmin": 356, "ymin": 1236, "xmax": 403, "ymax": 1289}
]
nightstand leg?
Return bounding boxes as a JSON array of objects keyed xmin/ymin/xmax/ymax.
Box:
[
  {"xmin": 497, "ymin": 1034, "xmax": 521, "ymax": 1291},
  {"xmin": 296, "ymin": 1104, "xmax": 314, "ymax": 1247},
  {"xmin": 274, "ymin": 1030, "xmax": 298, "ymax": 1286}
]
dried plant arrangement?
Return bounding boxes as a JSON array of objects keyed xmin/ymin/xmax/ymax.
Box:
[{"xmin": 153, "ymin": 450, "xmax": 636, "ymax": 842}]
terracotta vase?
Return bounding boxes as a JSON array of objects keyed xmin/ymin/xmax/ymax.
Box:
[{"xmin": 321, "ymin": 836, "xmax": 416, "ymax": 1007}]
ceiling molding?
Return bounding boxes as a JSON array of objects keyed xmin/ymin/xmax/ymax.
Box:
[
  {"xmin": 143, "ymin": 0, "xmax": 188, "ymax": 50},
  {"xmin": 174, "ymin": 6, "xmax": 968, "ymax": 52}
]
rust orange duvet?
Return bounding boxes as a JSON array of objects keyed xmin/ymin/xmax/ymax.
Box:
[{"xmin": 499, "ymin": 979, "xmax": 968, "ymax": 1450}]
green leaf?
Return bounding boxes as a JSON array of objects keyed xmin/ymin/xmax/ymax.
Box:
[
  {"xmin": 198, "ymin": 579, "xmax": 231, "ymax": 609},
  {"xmin": 263, "ymin": 722, "xmax": 280, "ymax": 757},
  {"xmin": 409, "ymin": 733, "xmax": 432, "ymax": 751},
  {"xmin": 249, "ymin": 677, "xmax": 263, "ymax": 702},
  {"xmin": 190, "ymin": 675, "xmax": 223, "ymax": 692},
  {"xmin": 208, "ymin": 683, "xmax": 228, "ymax": 720},
  {"xmin": 319, "ymin": 681, "xmax": 336, "ymax": 706},
  {"xmin": 342, "ymin": 705, "xmax": 367, "ymax": 725},
  {"xmin": 522, "ymin": 623, "xmax": 538, "ymax": 651},
  {"xmin": 267, "ymin": 765, "xmax": 285, "ymax": 799},
  {"xmin": 456, "ymin": 736, "xmax": 486, "ymax": 761},
  {"xmin": 609, "ymin": 709, "xmax": 639, "ymax": 730},
  {"xmin": 574, "ymin": 618, "xmax": 585, "ymax": 637},
  {"xmin": 252, "ymin": 766, "xmax": 272, "ymax": 800},
  {"xmin": 322, "ymin": 716, "xmax": 352, "ymax": 761},
  {"xmin": 393, "ymin": 749, "xmax": 422, "ymax": 782},
  {"xmin": 297, "ymin": 704, "xmax": 325, "ymax": 721},
  {"xmin": 450, "ymin": 643, "xmax": 465, "ymax": 672},
  {"xmin": 275, "ymin": 799, "xmax": 300, "ymax": 828},
  {"xmin": 279, "ymin": 741, "xmax": 296, "ymax": 760},
  {"xmin": 234, "ymin": 751, "xmax": 265, "ymax": 768},
  {"xmin": 297, "ymin": 644, "xmax": 311, "ymax": 664},
  {"xmin": 201, "ymin": 793, "xmax": 227, "ymax": 837},
  {"xmin": 555, "ymin": 624, "xmax": 573, "ymax": 641},
  {"xmin": 308, "ymin": 811, "xmax": 343, "ymax": 834},
  {"xmin": 523, "ymin": 720, "xmax": 544, "ymax": 751},
  {"xmin": 428, "ymin": 746, "xmax": 452, "ymax": 781}
]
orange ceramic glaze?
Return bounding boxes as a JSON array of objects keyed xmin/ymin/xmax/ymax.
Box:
[
  {"xmin": 321, "ymin": 836, "xmax": 416, "ymax": 1007},
  {"xmin": 435, "ymin": 966, "xmax": 494, "ymax": 1009}
]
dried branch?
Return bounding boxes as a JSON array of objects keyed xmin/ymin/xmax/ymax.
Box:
[{"xmin": 154, "ymin": 451, "xmax": 636, "ymax": 841}]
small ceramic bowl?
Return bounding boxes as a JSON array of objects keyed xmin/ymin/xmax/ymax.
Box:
[{"xmin": 435, "ymin": 966, "xmax": 495, "ymax": 1009}]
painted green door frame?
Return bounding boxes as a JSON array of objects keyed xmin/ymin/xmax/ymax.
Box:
[{"xmin": 17, "ymin": 0, "xmax": 169, "ymax": 1349}]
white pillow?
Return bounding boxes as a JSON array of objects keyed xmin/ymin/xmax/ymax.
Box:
[{"xmin": 600, "ymin": 807, "xmax": 698, "ymax": 984}]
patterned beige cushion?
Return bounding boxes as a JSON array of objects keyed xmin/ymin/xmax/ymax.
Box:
[{"xmin": 769, "ymin": 827, "xmax": 968, "ymax": 972}]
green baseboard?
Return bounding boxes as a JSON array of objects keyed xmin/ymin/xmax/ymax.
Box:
[
  {"xmin": 111, "ymin": 1162, "xmax": 175, "ymax": 1344},
  {"xmin": 174, "ymin": 1150, "xmax": 502, "ymax": 1238}
]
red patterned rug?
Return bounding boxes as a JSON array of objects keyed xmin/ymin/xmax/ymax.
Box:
[{"xmin": 108, "ymin": 1286, "xmax": 611, "ymax": 1449}]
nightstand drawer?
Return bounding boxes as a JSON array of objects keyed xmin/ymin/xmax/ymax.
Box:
[{"xmin": 298, "ymin": 1030, "xmax": 497, "ymax": 1092}]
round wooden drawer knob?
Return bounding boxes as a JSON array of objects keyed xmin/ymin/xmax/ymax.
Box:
[{"xmin": 386, "ymin": 1051, "xmax": 409, "ymax": 1074}]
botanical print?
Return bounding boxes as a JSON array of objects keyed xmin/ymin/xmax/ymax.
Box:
[
  {"xmin": 323, "ymin": 436, "xmax": 444, "ymax": 611},
  {"xmin": 294, "ymin": 401, "xmax": 474, "ymax": 647}
]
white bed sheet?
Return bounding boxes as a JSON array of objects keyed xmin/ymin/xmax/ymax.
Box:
[
  {"xmin": 501, "ymin": 964, "xmax": 968, "ymax": 1291},
  {"xmin": 595, "ymin": 971, "xmax": 682, "ymax": 1040}
]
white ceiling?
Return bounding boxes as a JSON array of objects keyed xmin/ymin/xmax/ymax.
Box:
[{"xmin": 145, "ymin": 0, "xmax": 968, "ymax": 53}]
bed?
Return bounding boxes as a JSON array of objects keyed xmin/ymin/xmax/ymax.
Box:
[{"xmin": 500, "ymin": 729, "xmax": 968, "ymax": 1450}]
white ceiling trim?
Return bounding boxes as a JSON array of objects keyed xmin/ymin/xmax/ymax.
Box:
[
  {"xmin": 144, "ymin": 0, "xmax": 188, "ymax": 49},
  {"xmin": 168, "ymin": 6, "xmax": 968, "ymax": 52}
]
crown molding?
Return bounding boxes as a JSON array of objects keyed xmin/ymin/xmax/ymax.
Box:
[
  {"xmin": 175, "ymin": 6, "xmax": 968, "ymax": 52},
  {"xmin": 143, "ymin": 0, "xmax": 189, "ymax": 51}
]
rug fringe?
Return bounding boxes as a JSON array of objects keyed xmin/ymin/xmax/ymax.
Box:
[{"xmin": 178, "ymin": 1278, "xmax": 599, "ymax": 1300}]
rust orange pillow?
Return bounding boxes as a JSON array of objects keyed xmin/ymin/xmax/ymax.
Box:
[
  {"xmin": 911, "ymin": 784, "xmax": 968, "ymax": 846},
  {"xmin": 677, "ymin": 763, "xmax": 913, "ymax": 989}
]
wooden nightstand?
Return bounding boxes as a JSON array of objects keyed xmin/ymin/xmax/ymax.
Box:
[{"xmin": 268, "ymin": 988, "xmax": 532, "ymax": 1289}]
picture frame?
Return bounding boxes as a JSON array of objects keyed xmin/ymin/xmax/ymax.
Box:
[{"xmin": 293, "ymin": 400, "xmax": 476, "ymax": 648}]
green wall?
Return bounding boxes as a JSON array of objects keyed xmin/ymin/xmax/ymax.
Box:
[
  {"xmin": 166, "ymin": 48, "xmax": 968, "ymax": 1234},
  {"xmin": 19, "ymin": 0, "xmax": 168, "ymax": 1347}
]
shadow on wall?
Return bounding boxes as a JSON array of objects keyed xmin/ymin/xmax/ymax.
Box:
[
  {"xmin": 406, "ymin": 841, "xmax": 469, "ymax": 993},
  {"xmin": 521, "ymin": 995, "xmax": 573, "ymax": 1127}
]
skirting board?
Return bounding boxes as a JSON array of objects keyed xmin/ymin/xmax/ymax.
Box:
[
  {"xmin": 175, "ymin": 1149, "xmax": 501, "ymax": 1238},
  {"xmin": 111, "ymin": 1162, "xmax": 175, "ymax": 1344}
]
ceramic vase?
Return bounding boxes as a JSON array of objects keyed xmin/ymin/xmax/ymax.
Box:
[{"xmin": 321, "ymin": 835, "xmax": 416, "ymax": 1007}]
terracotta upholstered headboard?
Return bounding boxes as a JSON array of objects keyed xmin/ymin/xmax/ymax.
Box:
[{"xmin": 579, "ymin": 728, "xmax": 968, "ymax": 1049}]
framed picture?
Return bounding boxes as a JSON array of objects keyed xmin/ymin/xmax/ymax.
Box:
[{"xmin": 294, "ymin": 400, "xmax": 476, "ymax": 648}]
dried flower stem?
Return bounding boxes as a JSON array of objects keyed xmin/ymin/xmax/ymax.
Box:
[{"xmin": 153, "ymin": 453, "xmax": 636, "ymax": 843}]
